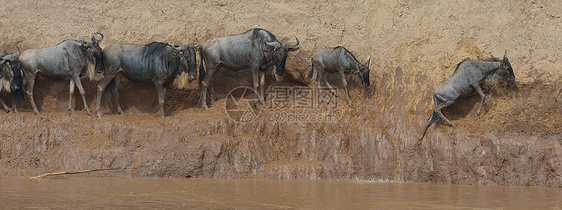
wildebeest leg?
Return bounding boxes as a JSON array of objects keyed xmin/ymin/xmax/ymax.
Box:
[
  {"xmin": 481, "ymin": 84, "xmax": 490, "ymax": 93},
  {"xmin": 433, "ymin": 100, "xmax": 455, "ymax": 126},
  {"xmin": 259, "ymin": 70, "xmax": 265, "ymax": 104},
  {"xmin": 95, "ymin": 72, "xmax": 116, "ymax": 118},
  {"xmin": 11, "ymin": 90, "xmax": 21, "ymax": 113},
  {"xmin": 251, "ymin": 68, "xmax": 262, "ymax": 105},
  {"xmin": 0, "ymin": 99, "xmax": 10, "ymax": 113},
  {"xmin": 71, "ymin": 75, "xmax": 92, "ymax": 116},
  {"xmin": 201, "ymin": 65, "xmax": 217, "ymax": 110},
  {"xmin": 322, "ymin": 73, "xmax": 337, "ymax": 95},
  {"xmin": 68, "ymin": 79, "xmax": 76, "ymax": 114},
  {"xmin": 154, "ymin": 80, "xmax": 166, "ymax": 118},
  {"xmin": 26, "ymin": 71, "xmax": 40, "ymax": 114},
  {"xmin": 339, "ymin": 71, "xmax": 353, "ymax": 106},
  {"xmin": 317, "ymin": 72, "xmax": 330, "ymax": 104},
  {"xmin": 419, "ymin": 111, "xmax": 440, "ymax": 140},
  {"xmin": 472, "ymin": 83, "xmax": 487, "ymax": 117},
  {"xmin": 112, "ymin": 73, "xmax": 124, "ymax": 115}
]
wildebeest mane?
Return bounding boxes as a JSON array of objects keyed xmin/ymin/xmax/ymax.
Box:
[
  {"xmin": 57, "ymin": 39, "xmax": 79, "ymax": 46},
  {"xmin": 248, "ymin": 28, "xmax": 278, "ymax": 48},
  {"xmin": 334, "ymin": 46, "xmax": 358, "ymax": 63},
  {"xmin": 143, "ymin": 42, "xmax": 180, "ymax": 84},
  {"xmin": 453, "ymin": 58, "xmax": 472, "ymax": 73}
]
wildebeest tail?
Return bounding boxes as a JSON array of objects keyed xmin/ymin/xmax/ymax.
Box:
[
  {"xmin": 419, "ymin": 111, "xmax": 439, "ymax": 140},
  {"xmin": 105, "ymin": 78, "xmax": 118, "ymax": 102},
  {"xmin": 307, "ymin": 63, "xmax": 315, "ymax": 80}
]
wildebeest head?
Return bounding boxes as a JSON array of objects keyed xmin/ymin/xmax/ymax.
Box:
[
  {"xmin": 356, "ymin": 57, "xmax": 371, "ymax": 88},
  {"xmin": 0, "ymin": 47, "xmax": 22, "ymax": 93},
  {"xmin": 265, "ymin": 37, "xmax": 300, "ymax": 81},
  {"xmin": 82, "ymin": 32, "xmax": 104, "ymax": 73},
  {"xmin": 171, "ymin": 44, "xmax": 197, "ymax": 81},
  {"xmin": 499, "ymin": 50, "xmax": 515, "ymax": 82}
]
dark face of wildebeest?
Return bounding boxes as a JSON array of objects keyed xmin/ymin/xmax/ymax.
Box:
[
  {"xmin": 171, "ymin": 43, "xmax": 197, "ymax": 81},
  {"xmin": 499, "ymin": 50, "xmax": 515, "ymax": 82},
  {"xmin": 0, "ymin": 47, "xmax": 23, "ymax": 95},
  {"xmin": 266, "ymin": 37, "xmax": 300, "ymax": 81},
  {"xmin": 86, "ymin": 32, "xmax": 104, "ymax": 73},
  {"xmin": 358, "ymin": 58, "xmax": 371, "ymax": 87}
]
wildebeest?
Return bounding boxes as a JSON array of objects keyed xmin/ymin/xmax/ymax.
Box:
[
  {"xmin": 19, "ymin": 33, "xmax": 104, "ymax": 115},
  {"xmin": 199, "ymin": 28, "xmax": 300, "ymax": 109},
  {"xmin": 419, "ymin": 50, "xmax": 515, "ymax": 140},
  {"xmin": 95, "ymin": 42, "xmax": 197, "ymax": 118},
  {"xmin": 0, "ymin": 47, "xmax": 24, "ymax": 112},
  {"xmin": 307, "ymin": 46, "xmax": 370, "ymax": 106}
]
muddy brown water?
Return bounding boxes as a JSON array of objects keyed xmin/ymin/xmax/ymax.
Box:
[{"xmin": 1, "ymin": 176, "xmax": 560, "ymax": 209}]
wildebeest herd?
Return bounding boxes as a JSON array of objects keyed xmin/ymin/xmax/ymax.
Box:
[{"xmin": 0, "ymin": 28, "xmax": 515, "ymax": 140}]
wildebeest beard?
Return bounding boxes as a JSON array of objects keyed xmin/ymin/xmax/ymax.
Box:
[
  {"xmin": 273, "ymin": 47, "xmax": 288, "ymax": 78},
  {"xmin": 93, "ymin": 50, "xmax": 104, "ymax": 73}
]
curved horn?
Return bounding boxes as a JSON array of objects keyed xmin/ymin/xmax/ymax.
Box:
[
  {"xmin": 80, "ymin": 38, "xmax": 87, "ymax": 49},
  {"xmin": 286, "ymin": 37, "xmax": 300, "ymax": 48},
  {"xmin": 94, "ymin": 32, "xmax": 104, "ymax": 43},
  {"xmin": 16, "ymin": 46, "xmax": 20, "ymax": 56},
  {"xmin": 265, "ymin": 41, "xmax": 281, "ymax": 49}
]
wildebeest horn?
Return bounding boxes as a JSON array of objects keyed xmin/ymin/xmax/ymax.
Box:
[
  {"xmin": 16, "ymin": 46, "xmax": 20, "ymax": 55},
  {"xmin": 286, "ymin": 37, "xmax": 300, "ymax": 48},
  {"xmin": 175, "ymin": 45, "xmax": 188, "ymax": 52},
  {"xmin": 265, "ymin": 41, "xmax": 281, "ymax": 50},
  {"xmin": 504, "ymin": 49, "xmax": 507, "ymax": 59},
  {"xmin": 92, "ymin": 32, "xmax": 104, "ymax": 43}
]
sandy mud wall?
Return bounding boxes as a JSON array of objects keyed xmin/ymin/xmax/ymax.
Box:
[{"xmin": 0, "ymin": 0, "xmax": 561, "ymax": 187}]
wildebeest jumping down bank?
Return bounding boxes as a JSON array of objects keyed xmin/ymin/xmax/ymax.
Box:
[
  {"xmin": 95, "ymin": 42, "xmax": 197, "ymax": 118},
  {"xmin": 19, "ymin": 33, "xmax": 104, "ymax": 115},
  {"xmin": 307, "ymin": 46, "xmax": 370, "ymax": 106},
  {"xmin": 419, "ymin": 50, "xmax": 515, "ymax": 140},
  {"xmin": 199, "ymin": 28, "xmax": 300, "ymax": 109},
  {"xmin": 0, "ymin": 48, "xmax": 24, "ymax": 112}
]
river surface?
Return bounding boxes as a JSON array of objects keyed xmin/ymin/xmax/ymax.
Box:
[{"xmin": 0, "ymin": 176, "xmax": 560, "ymax": 209}]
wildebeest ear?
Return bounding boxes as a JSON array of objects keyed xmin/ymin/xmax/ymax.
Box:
[
  {"xmin": 91, "ymin": 35, "xmax": 96, "ymax": 43},
  {"xmin": 1, "ymin": 50, "xmax": 7, "ymax": 57},
  {"xmin": 365, "ymin": 57, "xmax": 371, "ymax": 67}
]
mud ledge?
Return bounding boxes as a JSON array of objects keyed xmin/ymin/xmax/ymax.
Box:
[{"xmin": 0, "ymin": 78, "xmax": 560, "ymax": 187}]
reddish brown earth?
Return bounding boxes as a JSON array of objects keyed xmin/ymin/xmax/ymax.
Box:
[{"xmin": 0, "ymin": 0, "xmax": 561, "ymax": 187}]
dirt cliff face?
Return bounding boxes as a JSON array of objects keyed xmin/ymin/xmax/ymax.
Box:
[{"xmin": 0, "ymin": 0, "xmax": 561, "ymax": 187}]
